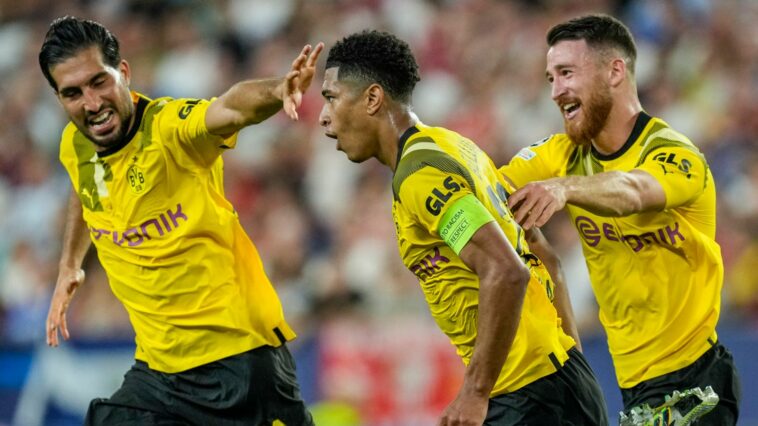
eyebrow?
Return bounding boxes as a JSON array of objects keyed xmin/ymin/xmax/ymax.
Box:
[{"xmin": 59, "ymin": 71, "xmax": 110, "ymax": 94}]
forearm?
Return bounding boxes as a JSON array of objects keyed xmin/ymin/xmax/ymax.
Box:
[
  {"xmin": 59, "ymin": 191, "xmax": 91, "ymax": 270},
  {"xmin": 560, "ymin": 171, "xmax": 660, "ymax": 216},
  {"xmin": 464, "ymin": 269, "xmax": 528, "ymax": 396},
  {"xmin": 207, "ymin": 78, "xmax": 285, "ymax": 135},
  {"xmin": 526, "ymin": 229, "xmax": 582, "ymax": 351}
]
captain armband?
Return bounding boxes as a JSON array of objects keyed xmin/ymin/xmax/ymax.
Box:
[{"xmin": 438, "ymin": 194, "xmax": 495, "ymax": 255}]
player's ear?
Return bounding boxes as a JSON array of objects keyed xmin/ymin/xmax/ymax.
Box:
[
  {"xmin": 119, "ymin": 59, "xmax": 131, "ymax": 86},
  {"xmin": 366, "ymin": 83, "xmax": 383, "ymax": 115},
  {"xmin": 608, "ymin": 57, "xmax": 626, "ymax": 88}
]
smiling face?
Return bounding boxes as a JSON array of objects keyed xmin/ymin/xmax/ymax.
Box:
[
  {"xmin": 546, "ymin": 39, "xmax": 613, "ymax": 146},
  {"xmin": 50, "ymin": 45, "xmax": 135, "ymax": 150},
  {"xmin": 319, "ymin": 67, "xmax": 378, "ymax": 163}
]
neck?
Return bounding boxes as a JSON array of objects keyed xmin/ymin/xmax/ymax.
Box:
[
  {"xmin": 592, "ymin": 95, "xmax": 642, "ymax": 156},
  {"xmin": 377, "ymin": 106, "xmax": 418, "ymax": 171}
]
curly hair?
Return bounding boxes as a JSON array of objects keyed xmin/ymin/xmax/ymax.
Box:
[
  {"xmin": 39, "ymin": 16, "xmax": 121, "ymax": 91},
  {"xmin": 547, "ymin": 14, "xmax": 637, "ymax": 74},
  {"xmin": 325, "ymin": 30, "xmax": 420, "ymax": 104}
]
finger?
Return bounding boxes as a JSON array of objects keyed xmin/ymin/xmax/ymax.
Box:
[
  {"xmin": 534, "ymin": 201, "xmax": 558, "ymax": 228},
  {"xmin": 60, "ymin": 309, "xmax": 70, "ymax": 340},
  {"xmin": 47, "ymin": 315, "xmax": 59, "ymax": 346},
  {"xmin": 291, "ymin": 45, "xmax": 312, "ymax": 70},
  {"xmin": 508, "ymin": 187, "xmax": 527, "ymax": 209},
  {"xmin": 512, "ymin": 195, "xmax": 538, "ymax": 225},
  {"xmin": 306, "ymin": 42, "xmax": 325, "ymax": 67}
]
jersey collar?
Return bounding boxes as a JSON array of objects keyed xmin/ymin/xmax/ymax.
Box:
[
  {"xmin": 592, "ymin": 111, "xmax": 651, "ymax": 161},
  {"xmin": 396, "ymin": 125, "xmax": 420, "ymax": 168}
]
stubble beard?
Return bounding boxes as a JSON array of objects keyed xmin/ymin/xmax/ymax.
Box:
[{"xmin": 565, "ymin": 80, "xmax": 613, "ymax": 148}]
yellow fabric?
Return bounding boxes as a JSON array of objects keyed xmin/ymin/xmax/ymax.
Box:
[
  {"xmin": 392, "ymin": 123, "xmax": 575, "ymax": 396},
  {"xmin": 59, "ymin": 92, "xmax": 295, "ymax": 373},
  {"xmin": 499, "ymin": 114, "xmax": 722, "ymax": 388}
]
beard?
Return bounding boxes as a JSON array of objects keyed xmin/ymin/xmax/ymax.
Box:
[
  {"xmin": 564, "ymin": 80, "xmax": 613, "ymax": 147},
  {"xmin": 78, "ymin": 99, "xmax": 135, "ymax": 150}
]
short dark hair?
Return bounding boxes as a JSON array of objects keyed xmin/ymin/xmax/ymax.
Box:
[
  {"xmin": 325, "ymin": 30, "xmax": 420, "ymax": 104},
  {"xmin": 547, "ymin": 14, "xmax": 637, "ymax": 74},
  {"xmin": 39, "ymin": 16, "xmax": 121, "ymax": 91}
]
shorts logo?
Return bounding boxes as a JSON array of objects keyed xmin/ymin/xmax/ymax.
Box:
[
  {"xmin": 127, "ymin": 165, "xmax": 147, "ymax": 194},
  {"xmin": 425, "ymin": 176, "xmax": 462, "ymax": 216},
  {"xmin": 575, "ymin": 215, "xmax": 685, "ymax": 252}
]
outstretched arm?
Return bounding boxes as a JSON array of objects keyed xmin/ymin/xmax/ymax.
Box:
[
  {"xmin": 47, "ymin": 190, "xmax": 91, "ymax": 347},
  {"xmin": 509, "ymin": 169, "xmax": 666, "ymax": 229},
  {"xmin": 525, "ymin": 227, "xmax": 582, "ymax": 352},
  {"xmin": 205, "ymin": 42, "xmax": 324, "ymax": 136},
  {"xmin": 439, "ymin": 222, "xmax": 530, "ymax": 426}
]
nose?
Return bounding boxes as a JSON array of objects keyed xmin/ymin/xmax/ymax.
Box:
[
  {"xmin": 318, "ymin": 104, "xmax": 330, "ymax": 128},
  {"xmin": 550, "ymin": 78, "xmax": 566, "ymax": 102},
  {"xmin": 82, "ymin": 88, "xmax": 103, "ymax": 113}
]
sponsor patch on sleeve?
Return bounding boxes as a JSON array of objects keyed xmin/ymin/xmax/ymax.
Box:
[{"xmin": 516, "ymin": 148, "xmax": 536, "ymax": 161}]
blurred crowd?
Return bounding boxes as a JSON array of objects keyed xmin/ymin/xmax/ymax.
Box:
[{"xmin": 0, "ymin": 0, "xmax": 757, "ymax": 423}]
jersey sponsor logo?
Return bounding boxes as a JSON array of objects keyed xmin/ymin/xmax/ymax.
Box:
[
  {"xmin": 575, "ymin": 215, "xmax": 685, "ymax": 251},
  {"xmin": 89, "ymin": 203, "xmax": 188, "ymax": 247},
  {"xmin": 178, "ymin": 99, "xmax": 200, "ymax": 119},
  {"xmin": 425, "ymin": 176, "xmax": 462, "ymax": 216},
  {"xmin": 127, "ymin": 165, "xmax": 147, "ymax": 194},
  {"xmin": 409, "ymin": 246, "xmax": 450, "ymax": 280},
  {"xmin": 652, "ymin": 152, "xmax": 692, "ymax": 178}
]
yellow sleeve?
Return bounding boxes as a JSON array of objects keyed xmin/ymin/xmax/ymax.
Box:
[
  {"xmin": 636, "ymin": 146, "xmax": 708, "ymax": 208},
  {"xmin": 157, "ymin": 98, "xmax": 238, "ymax": 166},
  {"xmin": 398, "ymin": 166, "xmax": 492, "ymax": 241},
  {"xmin": 498, "ymin": 135, "xmax": 566, "ymax": 188}
]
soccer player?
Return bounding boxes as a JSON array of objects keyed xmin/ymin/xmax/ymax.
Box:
[
  {"xmin": 318, "ymin": 30, "xmax": 608, "ymax": 425},
  {"xmin": 500, "ymin": 14, "xmax": 741, "ymax": 423},
  {"xmin": 39, "ymin": 16, "xmax": 322, "ymax": 425}
]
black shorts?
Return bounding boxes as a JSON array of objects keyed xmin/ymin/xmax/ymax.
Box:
[
  {"xmin": 485, "ymin": 348, "xmax": 609, "ymax": 425},
  {"xmin": 620, "ymin": 342, "xmax": 741, "ymax": 425},
  {"xmin": 85, "ymin": 344, "xmax": 313, "ymax": 426}
]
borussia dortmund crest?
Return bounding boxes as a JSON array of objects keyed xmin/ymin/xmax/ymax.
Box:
[{"xmin": 127, "ymin": 164, "xmax": 147, "ymax": 194}]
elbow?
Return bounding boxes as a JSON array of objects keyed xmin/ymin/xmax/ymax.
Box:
[{"xmin": 490, "ymin": 263, "xmax": 531, "ymax": 292}]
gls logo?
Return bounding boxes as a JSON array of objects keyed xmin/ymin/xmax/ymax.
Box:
[
  {"xmin": 653, "ymin": 151, "xmax": 692, "ymax": 178},
  {"xmin": 426, "ymin": 176, "xmax": 463, "ymax": 216},
  {"xmin": 178, "ymin": 99, "xmax": 200, "ymax": 119}
]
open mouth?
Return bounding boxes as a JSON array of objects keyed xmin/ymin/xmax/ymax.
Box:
[
  {"xmin": 562, "ymin": 102, "xmax": 581, "ymax": 120},
  {"xmin": 88, "ymin": 110, "xmax": 116, "ymax": 135}
]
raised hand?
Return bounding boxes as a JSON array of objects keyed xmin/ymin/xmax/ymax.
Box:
[
  {"xmin": 282, "ymin": 42, "xmax": 324, "ymax": 120},
  {"xmin": 46, "ymin": 268, "xmax": 85, "ymax": 347}
]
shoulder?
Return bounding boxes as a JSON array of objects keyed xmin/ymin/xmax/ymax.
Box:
[
  {"xmin": 393, "ymin": 126, "xmax": 477, "ymax": 201},
  {"xmin": 637, "ymin": 116, "xmax": 704, "ymax": 165},
  {"xmin": 513, "ymin": 133, "xmax": 573, "ymax": 161}
]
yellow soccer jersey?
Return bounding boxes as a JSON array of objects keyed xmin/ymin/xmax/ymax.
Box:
[
  {"xmin": 500, "ymin": 112, "xmax": 722, "ymax": 388},
  {"xmin": 392, "ymin": 123, "xmax": 575, "ymax": 396},
  {"xmin": 59, "ymin": 92, "xmax": 295, "ymax": 373}
]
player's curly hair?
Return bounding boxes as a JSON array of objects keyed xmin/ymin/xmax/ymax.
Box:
[
  {"xmin": 326, "ymin": 30, "xmax": 420, "ymax": 104},
  {"xmin": 39, "ymin": 16, "xmax": 121, "ymax": 91},
  {"xmin": 547, "ymin": 14, "xmax": 637, "ymax": 75}
]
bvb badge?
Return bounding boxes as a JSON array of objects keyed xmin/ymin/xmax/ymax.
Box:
[{"xmin": 127, "ymin": 164, "xmax": 147, "ymax": 194}]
